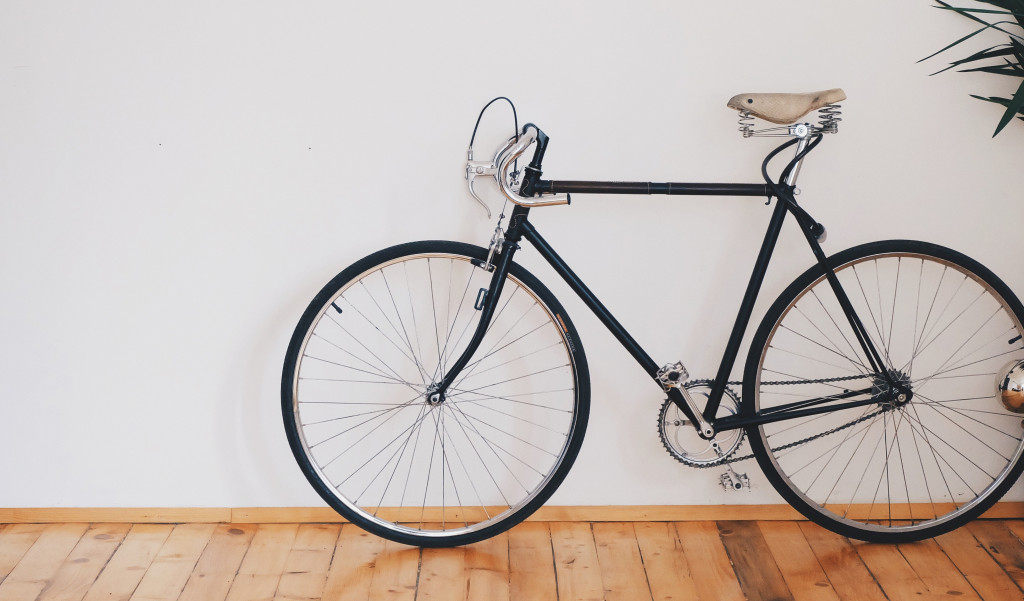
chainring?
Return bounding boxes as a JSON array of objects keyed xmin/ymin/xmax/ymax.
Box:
[{"xmin": 658, "ymin": 379, "xmax": 746, "ymax": 467}]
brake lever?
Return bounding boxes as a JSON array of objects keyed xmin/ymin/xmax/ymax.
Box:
[{"xmin": 465, "ymin": 158, "xmax": 497, "ymax": 218}]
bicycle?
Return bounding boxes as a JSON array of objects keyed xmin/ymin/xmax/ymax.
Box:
[{"xmin": 281, "ymin": 91, "xmax": 1024, "ymax": 547}]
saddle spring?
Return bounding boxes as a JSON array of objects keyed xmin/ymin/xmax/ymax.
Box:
[
  {"xmin": 817, "ymin": 104, "xmax": 842, "ymax": 134},
  {"xmin": 737, "ymin": 104, "xmax": 843, "ymax": 137},
  {"xmin": 738, "ymin": 110, "xmax": 756, "ymax": 138}
]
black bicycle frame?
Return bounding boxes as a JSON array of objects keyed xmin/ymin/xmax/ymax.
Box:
[{"xmin": 438, "ymin": 134, "xmax": 900, "ymax": 436}]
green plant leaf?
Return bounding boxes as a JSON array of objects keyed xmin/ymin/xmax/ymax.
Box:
[
  {"xmin": 934, "ymin": 1, "xmax": 1023, "ymax": 40},
  {"xmin": 920, "ymin": 15, "xmax": 1022, "ymax": 62},
  {"xmin": 959, "ymin": 63, "xmax": 1024, "ymax": 75},
  {"xmin": 971, "ymin": 92, "xmax": 1024, "ymax": 109},
  {"xmin": 928, "ymin": 1, "xmax": 1024, "ymax": 136},
  {"xmin": 937, "ymin": 6, "xmax": 1024, "ymax": 15},
  {"xmin": 936, "ymin": 0, "xmax": 999, "ymax": 25},
  {"xmin": 920, "ymin": 22, "xmax": 1009, "ymax": 62},
  {"xmin": 931, "ymin": 44, "xmax": 1016, "ymax": 74},
  {"xmin": 975, "ymin": 0, "xmax": 1024, "ymax": 27},
  {"xmin": 991, "ymin": 77, "xmax": 1024, "ymax": 135},
  {"xmin": 1013, "ymin": 35, "xmax": 1024, "ymax": 60}
]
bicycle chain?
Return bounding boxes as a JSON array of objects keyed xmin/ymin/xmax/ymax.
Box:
[
  {"xmin": 698, "ymin": 407, "xmax": 886, "ymax": 468},
  {"xmin": 726, "ymin": 373, "xmax": 869, "ymax": 388},
  {"xmin": 683, "ymin": 373, "xmax": 879, "ymax": 468}
]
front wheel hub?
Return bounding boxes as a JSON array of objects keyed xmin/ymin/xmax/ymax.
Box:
[{"xmin": 425, "ymin": 383, "xmax": 444, "ymax": 406}]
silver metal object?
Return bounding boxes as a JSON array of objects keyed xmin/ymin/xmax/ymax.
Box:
[
  {"xmin": 785, "ymin": 135, "xmax": 811, "ymax": 187},
  {"xmin": 465, "ymin": 137, "xmax": 517, "ymax": 218},
  {"xmin": 720, "ymin": 468, "xmax": 750, "ymax": 491},
  {"xmin": 736, "ymin": 104, "xmax": 842, "ymax": 138},
  {"xmin": 466, "ymin": 126, "xmax": 570, "ymax": 213},
  {"xmin": 789, "ymin": 123, "xmax": 809, "ymax": 138},
  {"xmin": 998, "ymin": 359, "xmax": 1024, "ymax": 413},
  {"xmin": 657, "ymin": 362, "xmax": 714, "ymax": 437},
  {"xmin": 738, "ymin": 110, "xmax": 756, "ymax": 138},
  {"xmin": 480, "ymin": 221, "xmax": 505, "ymax": 272},
  {"xmin": 495, "ymin": 126, "xmax": 571, "ymax": 208},
  {"xmin": 817, "ymin": 104, "xmax": 842, "ymax": 133},
  {"xmin": 656, "ymin": 361, "xmax": 690, "ymax": 388},
  {"xmin": 659, "ymin": 380, "xmax": 744, "ymax": 467}
]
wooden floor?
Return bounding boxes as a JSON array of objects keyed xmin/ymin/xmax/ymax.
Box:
[{"xmin": 2, "ymin": 520, "xmax": 1024, "ymax": 601}]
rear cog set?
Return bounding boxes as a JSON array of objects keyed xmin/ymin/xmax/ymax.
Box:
[{"xmin": 659, "ymin": 380, "xmax": 745, "ymax": 467}]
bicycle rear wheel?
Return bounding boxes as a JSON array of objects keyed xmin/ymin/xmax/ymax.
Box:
[
  {"xmin": 282, "ymin": 240, "xmax": 589, "ymax": 547},
  {"xmin": 745, "ymin": 240, "xmax": 1024, "ymax": 542}
]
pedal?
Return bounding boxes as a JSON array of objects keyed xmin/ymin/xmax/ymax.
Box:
[
  {"xmin": 720, "ymin": 469, "xmax": 750, "ymax": 492},
  {"xmin": 656, "ymin": 362, "xmax": 689, "ymax": 389}
]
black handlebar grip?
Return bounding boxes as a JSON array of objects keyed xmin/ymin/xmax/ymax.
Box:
[
  {"xmin": 524, "ymin": 123, "xmax": 549, "ymax": 170},
  {"xmin": 518, "ymin": 123, "xmax": 549, "ymax": 198}
]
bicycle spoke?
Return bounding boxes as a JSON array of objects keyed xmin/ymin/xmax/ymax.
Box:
[
  {"xmin": 790, "ymin": 305, "xmax": 870, "ymax": 374},
  {"xmin": 440, "ymin": 410, "xmax": 490, "ymax": 525},
  {"xmin": 436, "ymin": 259, "xmax": 480, "ymax": 379},
  {"xmin": 760, "ymin": 368, "xmax": 867, "ymax": 392},
  {"xmin": 310, "ymin": 391, "xmax": 423, "ymax": 451},
  {"xmin": 913, "ymin": 393, "xmax": 1021, "ymax": 450},
  {"xmin": 302, "ymin": 352, "xmax": 420, "ymax": 389},
  {"xmin": 851, "ymin": 264, "xmax": 892, "ymax": 368},
  {"xmin": 915, "ymin": 274, "xmax": 970, "ymax": 363},
  {"xmin": 454, "ymin": 364, "xmax": 571, "ymax": 395},
  {"xmin": 819, "ymin": 411, "xmax": 884, "ymax": 507},
  {"xmin": 312, "ymin": 331, "xmax": 414, "ymax": 384},
  {"xmin": 753, "ymin": 247, "xmax": 1024, "ymax": 540},
  {"xmin": 810, "ymin": 289, "xmax": 871, "ymax": 371},
  {"xmin": 446, "ymin": 401, "xmax": 531, "ymax": 494},
  {"xmin": 454, "ymin": 320, "xmax": 553, "ymax": 386},
  {"xmin": 447, "ymin": 387, "xmax": 574, "ymax": 412},
  {"xmin": 325, "ymin": 310, "xmax": 423, "ymax": 392},
  {"xmin": 900, "ymin": 407, "xmax": 997, "ymax": 482},
  {"xmin": 333, "ymin": 405, "xmax": 436, "ymax": 493},
  {"xmin": 427, "ymin": 258, "xmax": 444, "ymax": 380},
  {"xmin": 450, "ymin": 298, "xmax": 538, "ymax": 389},
  {"xmin": 451, "ymin": 405, "xmax": 560, "ymax": 459},
  {"xmin": 371, "ymin": 403, "xmax": 428, "ymax": 518},
  {"xmin": 449, "ymin": 397, "xmax": 569, "ymax": 435},
  {"xmin": 900, "ymin": 407, "xmax": 981, "ymax": 498},
  {"xmin": 768, "ymin": 342, "xmax": 865, "ymax": 374},
  {"xmin": 444, "ymin": 402, "xmax": 514, "ymax": 508}
]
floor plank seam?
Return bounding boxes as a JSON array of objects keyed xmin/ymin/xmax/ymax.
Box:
[
  {"xmin": 546, "ymin": 526, "xmax": 560, "ymax": 601},
  {"xmin": 977, "ymin": 523, "xmax": 1024, "ymax": 597},
  {"xmin": 630, "ymin": 523, "xmax": 658, "ymax": 601}
]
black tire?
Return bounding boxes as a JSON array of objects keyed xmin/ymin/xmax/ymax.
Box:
[
  {"xmin": 282, "ymin": 240, "xmax": 590, "ymax": 547},
  {"xmin": 744, "ymin": 240, "xmax": 1024, "ymax": 543}
]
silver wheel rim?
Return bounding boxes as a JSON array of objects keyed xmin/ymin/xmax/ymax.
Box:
[
  {"xmin": 755, "ymin": 251, "xmax": 1024, "ymax": 533},
  {"xmin": 290, "ymin": 252, "xmax": 580, "ymax": 539}
]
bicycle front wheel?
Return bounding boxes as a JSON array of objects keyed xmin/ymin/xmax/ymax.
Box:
[
  {"xmin": 282, "ymin": 240, "xmax": 589, "ymax": 547},
  {"xmin": 745, "ymin": 240, "xmax": 1024, "ymax": 542}
]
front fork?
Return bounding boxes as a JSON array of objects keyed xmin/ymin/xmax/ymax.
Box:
[{"xmin": 431, "ymin": 207, "xmax": 528, "ymax": 402}]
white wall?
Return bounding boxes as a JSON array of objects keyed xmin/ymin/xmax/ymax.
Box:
[{"xmin": 2, "ymin": 0, "xmax": 1022, "ymax": 508}]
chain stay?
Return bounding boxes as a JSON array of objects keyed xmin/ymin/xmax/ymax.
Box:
[
  {"xmin": 704, "ymin": 407, "xmax": 886, "ymax": 468},
  {"xmin": 690, "ymin": 372, "xmax": 878, "ymax": 468}
]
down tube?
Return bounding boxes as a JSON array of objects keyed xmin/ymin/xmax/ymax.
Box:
[{"xmin": 518, "ymin": 220, "xmax": 662, "ymax": 378}]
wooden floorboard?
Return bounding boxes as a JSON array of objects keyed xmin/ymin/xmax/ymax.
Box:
[{"xmin": 2, "ymin": 519, "xmax": 1024, "ymax": 600}]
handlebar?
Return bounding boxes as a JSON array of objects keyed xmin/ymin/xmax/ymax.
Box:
[
  {"xmin": 466, "ymin": 124, "xmax": 570, "ymax": 214},
  {"xmin": 497, "ymin": 124, "xmax": 570, "ymax": 208}
]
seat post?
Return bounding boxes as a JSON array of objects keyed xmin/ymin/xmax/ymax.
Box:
[{"xmin": 786, "ymin": 134, "xmax": 811, "ymax": 187}]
